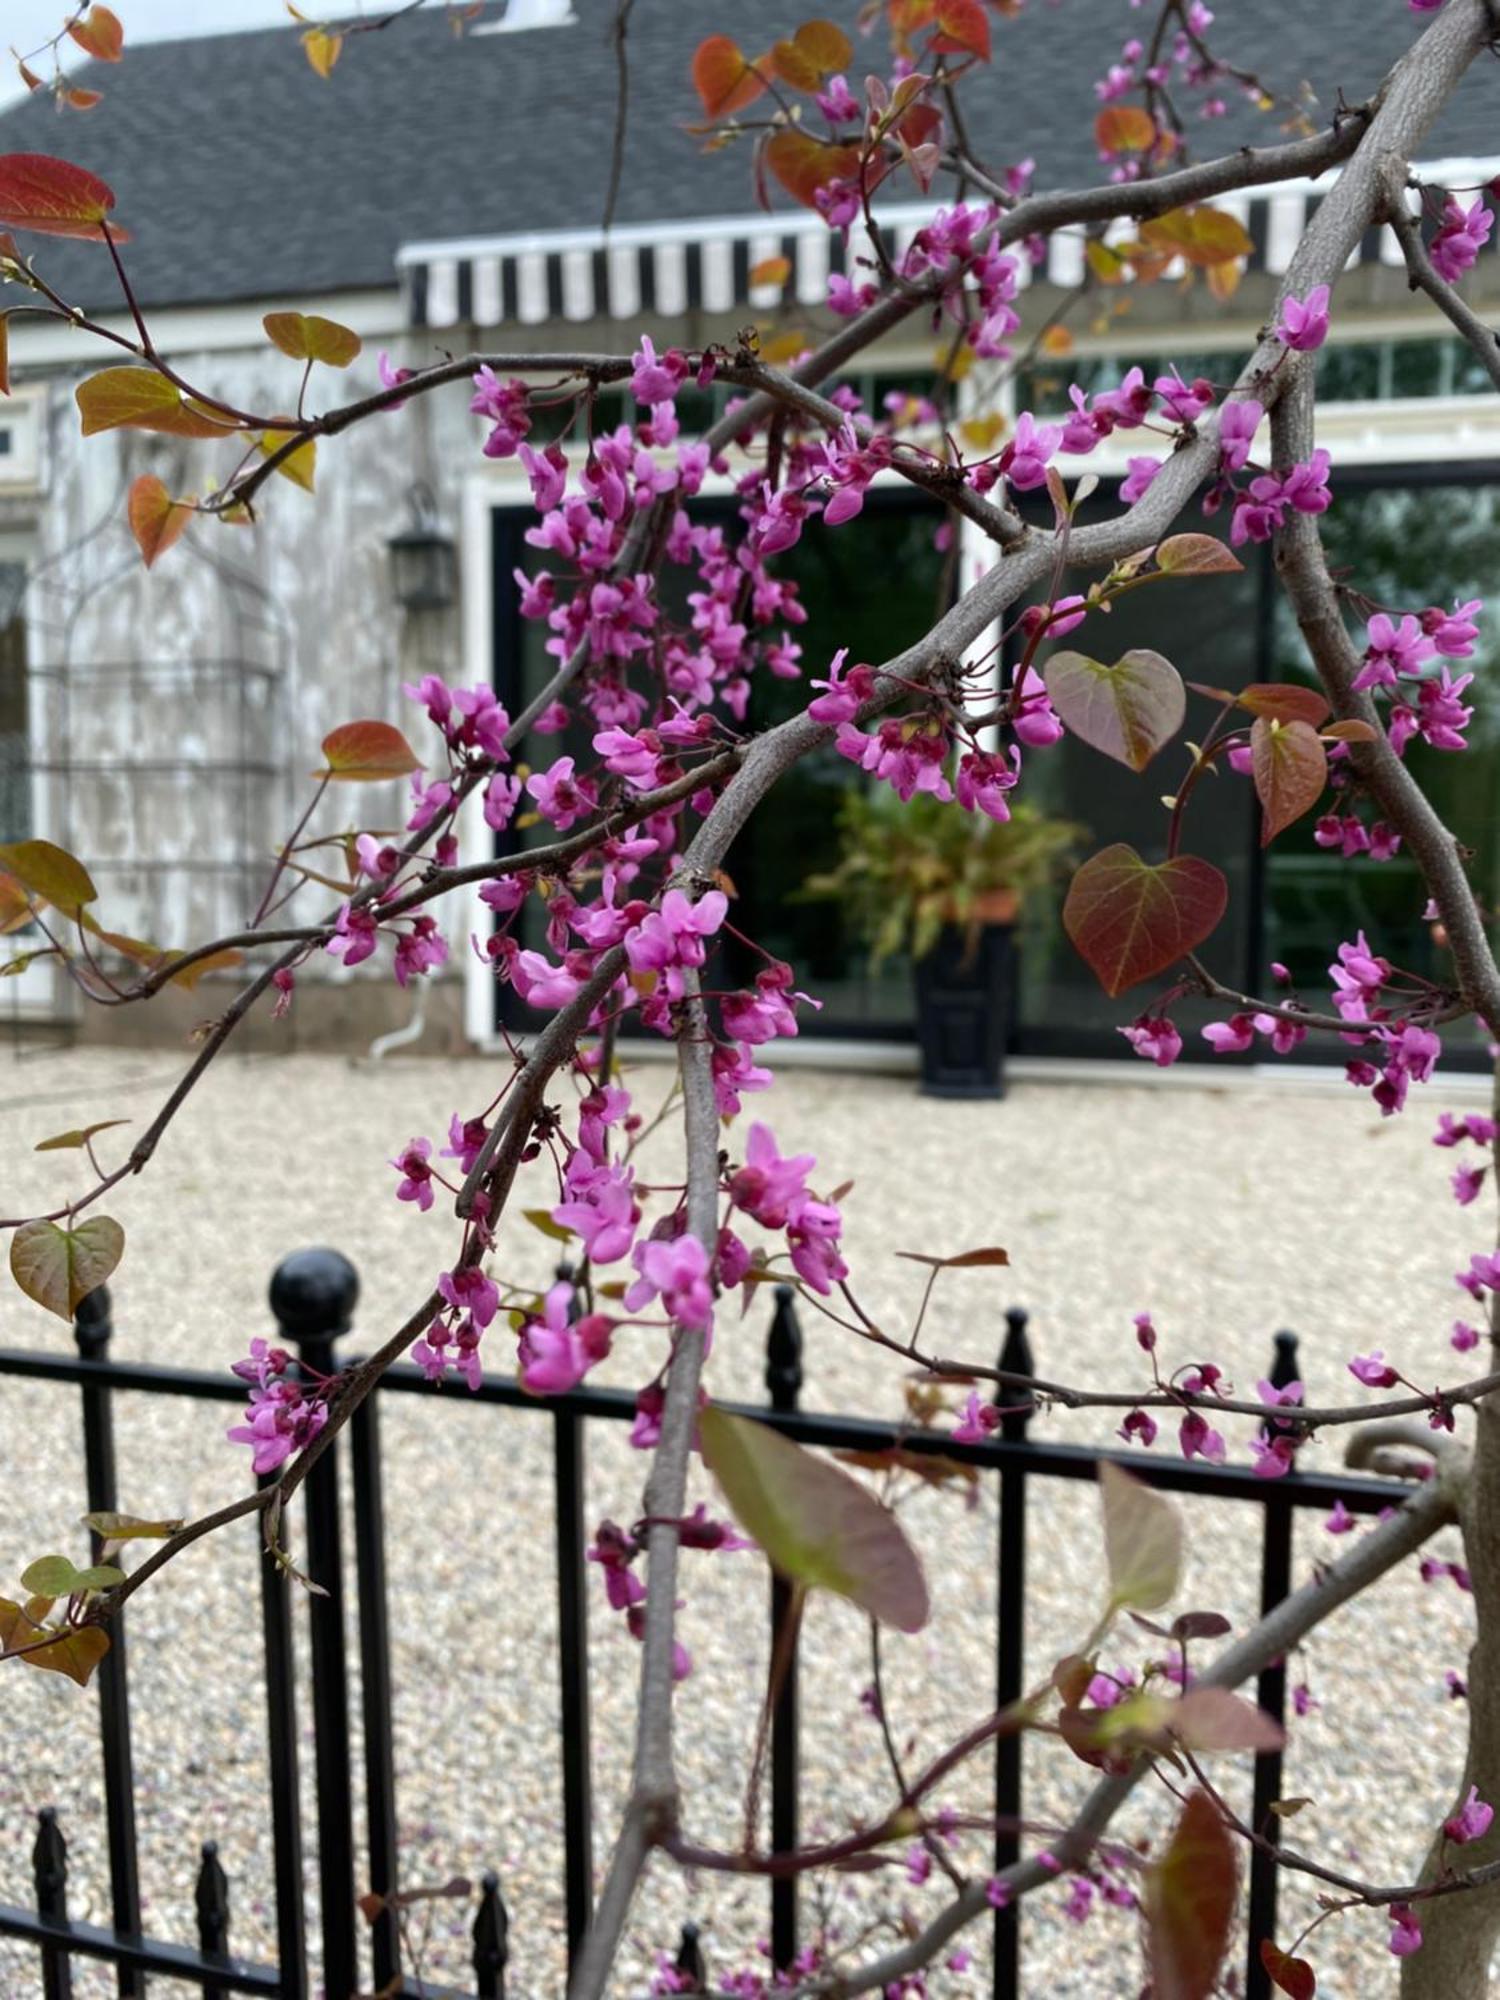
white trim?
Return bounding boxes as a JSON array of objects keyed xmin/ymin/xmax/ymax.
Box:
[
  {"xmin": 8, "ymin": 288, "xmax": 405, "ymax": 369},
  {"xmin": 397, "ymin": 204, "xmax": 939, "ymax": 268}
]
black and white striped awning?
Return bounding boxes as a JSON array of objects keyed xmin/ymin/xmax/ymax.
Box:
[{"xmin": 399, "ymin": 158, "xmax": 1499, "ymax": 332}]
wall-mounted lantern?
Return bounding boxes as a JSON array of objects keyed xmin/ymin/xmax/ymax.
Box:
[{"xmin": 388, "ymin": 483, "xmax": 457, "ymax": 613}]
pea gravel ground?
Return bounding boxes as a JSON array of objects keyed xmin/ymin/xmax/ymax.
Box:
[{"xmin": 0, "ymin": 1045, "xmax": 1492, "ymax": 1999}]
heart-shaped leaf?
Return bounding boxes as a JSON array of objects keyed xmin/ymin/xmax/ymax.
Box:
[
  {"xmin": 302, "ymin": 28, "xmax": 343, "ymax": 77},
  {"xmin": 263, "ymin": 311, "xmax": 362, "ymax": 368},
  {"xmin": 700, "ymin": 1406, "xmax": 929, "ymax": 1632},
  {"xmin": 764, "ymin": 131, "xmax": 863, "ymax": 208},
  {"xmin": 21, "ymin": 1555, "xmax": 79, "ymax": 1597},
  {"xmin": 1321, "ymin": 718, "xmax": 1378, "ymax": 743},
  {"xmin": 81, "ymin": 1511, "xmax": 183, "ymax": 1541},
  {"xmin": 10, "ymin": 1215, "xmax": 125, "ymax": 1320},
  {"xmin": 1145, "ymin": 1790, "xmax": 1238, "ymax": 2000},
  {"xmin": 67, "ymin": 6, "xmax": 124, "ymax": 61},
  {"xmin": 0, "ymin": 839, "xmax": 96, "ymax": 914},
  {"xmin": 1171, "ymin": 1686, "xmax": 1286, "ymax": 1752},
  {"xmin": 769, "ymin": 20, "xmax": 852, "ymax": 89},
  {"xmin": 128, "ymin": 475, "xmax": 195, "ymax": 569},
  {"xmin": 1237, "ymin": 683, "xmax": 1330, "ymax": 727},
  {"xmin": 77, "ymin": 369, "xmax": 235, "ymax": 439},
  {"xmin": 933, "ymin": 0, "xmax": 991, "ymax": 60},
  {"xmin": 1063, "ymin": 845, "xmax": 1228, "ymax": 999},
  {"xmin": 35, "ymin": 1119, "xmax": 129, "ymax": 1153},
  {"xmin": 1260, "ymin": 1940, "xmax": 1317, "ymax": 1998},
  {"xmin": 1155, "ymin": 535, "xmax": 1242, "ymax": 576},
  {"xmin": 1100, "ymin": 1460, "xmax": 1181, "ymax": 1611},
  {"xmin": 0, "ymin": 153, "xmax": 124, "ymax": 241},
  {"xmin": 1251, "ymin": 717, "xmax": 1327, "ymax": 846},
  {"xmin": 895, "ymin": 1246, "xmax": 1009, "ymax": 1269},
  {"xmin": 318, "ymin": 721, "xmax": 422, "ymax": 782},
  {"xmin": 691, "ymin": 35, "xmax": 769, "ymax": 117},
  {"xmin": 1095, "ymin": 105, "xmax": 1155, "ymax": 153},
  {"xmin": 1043, "ymin": 648, "xmax": 1185, "ymax": 772},
  {"xmin": 260, "ymin": 429, "xmax": 316, "ymax": 490}
]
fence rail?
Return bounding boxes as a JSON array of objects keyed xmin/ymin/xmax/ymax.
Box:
[{"xmin": 0, "ymin": 1249, "xmax": 1411, "ymax": 1998}]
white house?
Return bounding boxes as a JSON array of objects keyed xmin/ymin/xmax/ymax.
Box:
[{"xmin": 0, "ymin": 0, "xmax": 1495, "ymax": 1060}]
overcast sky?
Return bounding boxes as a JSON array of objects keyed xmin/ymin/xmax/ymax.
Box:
[{"xmin": 4, "ymin": 1, "xmax": 377, "ymax": 103}]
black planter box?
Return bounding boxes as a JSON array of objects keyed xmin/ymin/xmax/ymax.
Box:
[{"xmin": 913, "ymin": 922, "xmax": 1015, "ymax": 1099}]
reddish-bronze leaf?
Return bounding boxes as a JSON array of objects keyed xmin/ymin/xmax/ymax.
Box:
[
  {"xmin": 1043, "ymin": 648, "xmax": 1185, "ymax": 772},
  {"xmin": 1095, "ymin": 105, "xmax": 1156, "ymax": 154},
  {"xmin": 1171, "ymin": 1686, "xmax": 1286, "ymax": 1752},
  {"xmin": 749, "ymin": 254, "xmax": 792, "ymax": 289},
  {"xmin": 1155, "ymin": 534, "xmax": 1242, "ymax": 576},
  {"xmin": 77, "ymin": 368, "xmax": 235, "ymax": 439},
  {"xmin": 128, "ymin": 475, "xmax": 194, "ymax": 569},
  {"xmin": 1250, "ymin": 716, "xmax": 1327, "ymax": 846},
  {"xmin": 932, "ymin": 0, "xmax": 991, "ymax": 59},
  {"xmin": 769, "ymin": 20, "xmax": 852, "ymax": 89},
  {"xmin": 1145, "ymin": 1790, "xmax": 1238, "ymax": 2000},
  {"xmin": 765, "ymin": 130, "xmax": 863, "ymax": 207},
  {"xmin": 1063, "ymin": 845, "xmax": 1228, "ymax": 999},
  {"xmin": 1237, "ymin": 683, "xmax": 1330, "ymax": 727},
  {"xmin": 691, "ymin": 35, "xmax": 768, "ymax": 117},
  {"xmin": 895, "ymin": 1247, "xmax": 1009, "ymax": 1269},
  {"xmin": 1141, "ymin": 205, "xmax": 1253, "ymax": 267},
  {"xmin": 0, "ymin": 1598, "xmax": 110, "ymax": 1683},
  {"xmin": 263, "ymin": 310, "xmax": 362, "ymax": 368},
  {"xmin": 1260, "ymin": 1940, "xmax": 1318, "ymax": 1999},
  {"xmin": 67, "ymin": 5, "xmax": 124, "ymax": 61},
  {"xmin": 1321, "ymin": 718, "xmax": 1379, "ymax": 743},
  {"xmin": 0, "ymin": 152, "xmax": 124, "ymax": 241},
  {"xmin": 319, "ymin": 720, "xmax": 422, "ymax": 782}
]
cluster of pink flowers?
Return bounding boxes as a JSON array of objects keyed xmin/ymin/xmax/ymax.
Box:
[{"xmin": 226, "ymin": 1338, "xmax": 328, "ymax": 1474}]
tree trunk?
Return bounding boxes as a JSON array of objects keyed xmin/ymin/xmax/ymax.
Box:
[{"xmin": 1403, "ymin": 1063, "xmax": 1500, "ymax": 1995}]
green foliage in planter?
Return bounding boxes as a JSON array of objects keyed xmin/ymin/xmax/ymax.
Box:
[{"xmin": 799, "ymin": 786, "xmax": 1084, "ymax": 968}]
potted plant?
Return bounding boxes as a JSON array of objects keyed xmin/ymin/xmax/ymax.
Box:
[{"xmin": 800, "ymin": 787, "xmax": 1081, "ymax": 1098}]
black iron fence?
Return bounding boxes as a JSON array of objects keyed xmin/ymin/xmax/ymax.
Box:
[{"xmin": 0, "ymin": 1250, "xmax": 1411, "ymax": 1999}]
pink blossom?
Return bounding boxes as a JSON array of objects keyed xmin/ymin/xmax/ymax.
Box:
[
  {"xmin": 226, "ymin": 1382, "xmax": 327, "ymax": 1475},
  {"xmin": 1444, "ymin": 1785, "xmax": 1494, "ymax": 1845},
  {"xmin": 1120, "ymin": 454, "xmax": 1162, "ymax": 504},
  {"xmin": 1118, "ymin": 1408, "xmax": 1158, "ymax": 1447},
  {"xmin": 1217, "ymin": 397, "xmax": 1263, "ymax": 472},
  {"xmin": 807, "ymin": 647, "xmax": 876, "ymax": 725},
  {"xmin": 1012, "ymin": 665, "xmax": 1064, "ymax": 747},
  {"xmin": 1274, "ymin": 283, "xmax": 1331, "ymax": 352},
  {"xmin": 438, "ymin": 1265, "xmax": 500, "ymax": 1329},
  {"xmin": 630, "ymin": 335, "xmax": 686, "ymax": 406},
  {"xmin": 1453, "ymin": 1163, "xmax": 1486, "ymax": 1206},
  {"xmin": 729, "ymin": 1123, "xmax": 815, "ymax": 1231},
  {"xmin": 327, "ymin": 900, "xmax": 379, "ymax": 969},
  {"xmin": 1388, "ymin": 1905, "xmax": 1423, "ymax": 1957},
  {"xmin": 391, "ymin": 1138, "xmax": 435, "ymax": 1212},
  {"xmin": 1353, "ymin": 612, "xmax": 1433, "ymax": 692},
  {"xmin": 1325, "ymin": 1499, "xmax": 1355, "ymax": 1534},
  {"xmin": 1349, "ymin": 1351, "xmax": 1400, "ymax": 1387},
  {"xmin": 1179, "ymin": 1411, "xmax": 1226, "ymax": 1463},
  {"xmin": 624, "ymin": 888, "xmax": 728, "ymax": 980},
  {"xmin": 999, "ymin": 412, "xmax": 1062, "ymax": 491},
  {"xmin": 393, "ymin": 916, "xmax": 448, "ymax": 987},
  {"xmin": 519, "ymin": 1283, "xmax": 602, "ymax": 1395},
  {"xmin": 1202, "ymin": 1014, "xmax": 1256, "ymax": 1054},
  {"xmin": 526, "ymin": 756, "xmax": 599, "ymax": 832},
  {"xmin": 953, "ymin": 1390, "xmax": 1000, "ymax": 1443},
  {"xmin": 1120, "ymin": 1014, "xmax": 1182, "ymax": 1066},
  {"xmin": 626, "ymin": 1231, "xmax": 714, "ymax": 1331},
  {"xmin": 553, "ymin": 1160, "xmax": 639, "ymax": 1265},
  {"xmin": 1452, "ymin": 1321, "xmax": 1482, "ymax": 1352},
  {"xmin": 1431, "ymin": 194, "xmax": 1493, "ymax": 285}
]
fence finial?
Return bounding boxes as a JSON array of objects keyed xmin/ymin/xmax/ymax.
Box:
[
  {"xmin": 767, "ymin": 1283, "xmax": 804, "ymax": 1410},
  {"xmin": 32, "ymin": 1808, "xmax": 67, "ymax": 1919},
  {"xmin": 999, "ymin": 1307, "xmax": 1035, "ymax": 1439},
  {"xmin": 268, "ymin": 1249, "xmax": 360, "ymax": 1348},
  {"xmin": 195, "ymin": 1839, "xmax": 230, "ymax": 1955},
  {"xmin": 473, "ymin": 1870, "xmax": 509, "ymax": 1996},
  {"xmin": 675, "ymin": 1919, "xmax": 707, "ymax": 1990},
  {"xmin": 73, "ymin": 1284, "xmax": 114, "ymax": 1359}
]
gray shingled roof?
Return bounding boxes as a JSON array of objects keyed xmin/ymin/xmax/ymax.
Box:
[{"xmin": 0, "ymin": 0, "xmax": 1493, "ymax": 313}]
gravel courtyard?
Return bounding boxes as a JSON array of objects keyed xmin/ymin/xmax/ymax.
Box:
[{"xmin": 0, "ymin": 1045, "xmax": 1491, "ymax": 1997}]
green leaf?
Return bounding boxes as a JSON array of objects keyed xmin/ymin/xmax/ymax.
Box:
[
  {"xmin": 1250, "ymin": 717, "xmax": 1327, "ymax": 846},
  {"xmin": 35, "ymin": 1119, "xmax": 129, "ymax": 1153},
  {"xmin": 1062, "ymin": 845, "xmax": 1228, "ymax": 999},
  {"xmin": 76, "ymin": 367, "xmax": 234, "ymax": 439},
  {"xmin": 1145, "ymin": 1790, "xmax": 1238, "ymax": 2000},
  {"xmin": 10, "ymin": 1215, "xmax": 125, "ymax": 1320},
  {"xmin": 1099, "ymin": 1460, "xmax": 1181, "ymax": 1611},
  {"xmin": 699, "ymin": 1406, "xmax": 929, "ymax": 1632},
  {"xmin": 318, "ymin": 721, "xmax": 422, "ymax": 782},
  {"xmin": 523, "ymin": 1208, "xmax": 574, "ymax": 1243},
  {"xmin": 1042, "ymin": 648, "xmax": 1186, "ymax": 772},
  {"xmin": 0, "ymin": 838, "xmax": 96, "ymax": 915},
  {"xmin": 81, "ymin": 1511, "xmax": 183, "ymax": 1541},
  {"xmin": 72, "ymin": 1564, "xmax": 124, "ymax": 1590},
  {"xmin": 263, "ymin": 310, "xmax": 362, "ymax": 368},
  {"xmin": 20, "ymin": 1555, "xmax": 79, "ymax": 1596}
]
